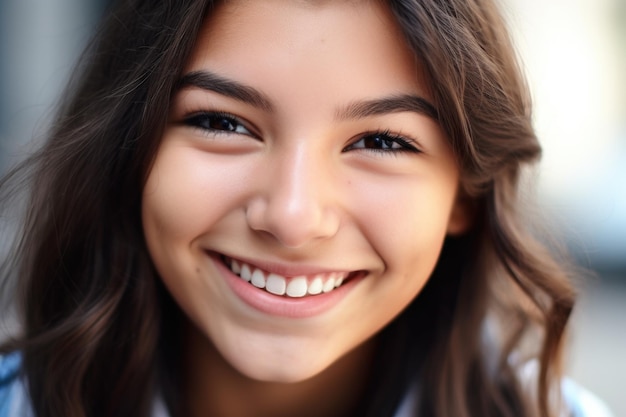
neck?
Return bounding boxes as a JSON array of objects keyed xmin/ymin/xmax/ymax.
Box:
[{"xmin": 182, "ymin": 322, "xmax": 376, "ymax": 417}]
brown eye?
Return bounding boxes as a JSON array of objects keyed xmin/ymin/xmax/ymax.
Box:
[
  {"xmin": 362, "ymin": 134, "xmax": 400, "ymax": 150},
  {"xmin": 344, "ymin": 131, "xmax": 421, "ymax": 154},
  {"xmin": 184, "ymin": 111, "xmax": 253, "ymax": 136}
]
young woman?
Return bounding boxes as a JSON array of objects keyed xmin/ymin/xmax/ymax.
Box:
[{"xmin": 0, "ymin": 0, "xmax": 614, "ymax": 416}]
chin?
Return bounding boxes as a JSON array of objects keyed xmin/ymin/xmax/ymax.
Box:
[{"xmin": 226, "ymin": 348, "xmax": 334, "ymax": 384}]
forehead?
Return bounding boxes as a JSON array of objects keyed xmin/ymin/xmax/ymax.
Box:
[{"xmin": 186, "ymin": 0, "xmax": 431, "ymax": 101}]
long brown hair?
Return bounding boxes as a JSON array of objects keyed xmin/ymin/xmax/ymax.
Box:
[{"xmin": 0, "ymin": 0, "xmax": 575, "ymax": 416}]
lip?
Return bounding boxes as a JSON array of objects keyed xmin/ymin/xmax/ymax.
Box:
[
  {"xmin": 208, "ymin": 252, "xmax": 366, "ymax": 319},
  {"xmin": 221, "ymin": 253, "xmax": 352, "ymax": 278}
]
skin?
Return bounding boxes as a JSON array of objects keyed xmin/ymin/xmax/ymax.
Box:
[{"xmin": 142, "ymin": 1, "xmax": 470, "ymax": 416}]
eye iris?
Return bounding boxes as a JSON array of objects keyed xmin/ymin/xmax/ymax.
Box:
[
  {"xmin": 365, "ymin": 135, "xmax": 394, "ymax": 149},
  {"xmin": 209, "ymin": 116, "xmax": 236, "ymax": 131}
]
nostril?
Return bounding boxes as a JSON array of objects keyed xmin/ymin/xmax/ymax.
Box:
[{"xmin": 245, "ymin": 196, "xmax": 339, "ymax": 248}]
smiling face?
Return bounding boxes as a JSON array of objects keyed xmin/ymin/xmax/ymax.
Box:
[{"xmin": 142, "ymin": 0, "xmax": 468, "ymax": 384}]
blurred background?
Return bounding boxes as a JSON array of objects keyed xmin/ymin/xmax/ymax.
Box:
[
  {"xmin": 1, "ymin": 0, "xmax": 624, "ymax": 414},
  {"xmin": 501, "ymin": 1, "xmax": 626, "ymax": 415}
]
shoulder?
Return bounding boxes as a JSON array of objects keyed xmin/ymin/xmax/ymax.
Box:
[
  {"xmin": 0, "ymin": 353, "xmax": 20, "ymax": 384},
  {"xmin": 0, "ymin": 352, "xmax": 32, "ymax": 417},
  {"xmin": 392, "ymin": 376, "xmax": 615, "ymax": 417},
  {"xmin": 561, "ymin": 378, "xmax": 614, "ymax": 417},
  {"xmin": 0, "ymin": 352, "xmax": 170, "ymax": 417},
  {"xmin": 518, "ymin": 360, "xmax": 614, "ymax": 417}
]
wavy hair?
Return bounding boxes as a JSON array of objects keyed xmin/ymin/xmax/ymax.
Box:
[{"xmin": 0, "ymin": 0, "xmax": 575, "ymax": 416}]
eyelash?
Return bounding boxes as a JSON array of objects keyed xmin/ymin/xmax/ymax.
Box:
[
  {"xmin": 183, "ymin": 111, "xmax": 256, "ymax": 137},
  {"xmin": 343, "ymin": 130, "xmax": 422, "ymax": 155},
  {"xmin": 182, "ymin": 111, "xmax": 421, "ymax": 154}
]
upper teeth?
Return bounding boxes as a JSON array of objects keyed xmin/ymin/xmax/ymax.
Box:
[{"xmin": 228, "ymin": 258, "xmax": 347, "ymax": 298}]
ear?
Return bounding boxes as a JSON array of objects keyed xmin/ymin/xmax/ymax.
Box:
[{"xmin": 446, "ymin": 192, "xmax": 475, "ymax": 235}]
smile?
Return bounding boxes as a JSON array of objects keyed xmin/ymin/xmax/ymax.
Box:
[{"xmin": 222, "ymin": 256, "xmax": 352, "ymax": 298}]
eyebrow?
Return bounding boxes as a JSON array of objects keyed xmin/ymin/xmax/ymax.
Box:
[
  {"xmin": 176, "ymin": 70, "xmax": 274, "ymax": 112},
  {"xmin": 176, "ymin": 70, "xmax": 438, "ymax": 121},
  {"xmin": 336, "ymin": 95, "xmax": 439, "ymax": 121}
]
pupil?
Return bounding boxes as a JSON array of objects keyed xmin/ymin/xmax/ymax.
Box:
[
  {"xmin": 211, "ymin": 117, "xmax": 234, "ymax": 131},
  {"xmin": 366, "ymin": 135, "xmax": 384, "ymax": 148}
]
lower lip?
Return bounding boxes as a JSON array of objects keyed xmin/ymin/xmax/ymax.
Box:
[{"xmin": 210, "ymin": 253, "xmax": 364, "ymax": 319}]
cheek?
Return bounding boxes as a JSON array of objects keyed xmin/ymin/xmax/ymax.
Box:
[
  {"xmin": 341, "ymin": 176, "xmax": 456, "ymax": 321},
  {"xmin": 142, "ymin": 144, "xmax": 252, "ymax": 244},
  {"xmin": 349, "ymin": 176, "xmax": 457, "ymax": 267}
]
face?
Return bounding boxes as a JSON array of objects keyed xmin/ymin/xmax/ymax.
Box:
[{"xmin": 142, "ymin": 0, "xmax": 468, "ymax": 383}]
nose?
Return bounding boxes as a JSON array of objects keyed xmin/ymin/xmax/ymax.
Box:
[{"xmin": 245, "ymin": 144, "xmax": 340, "ymax": 248}]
